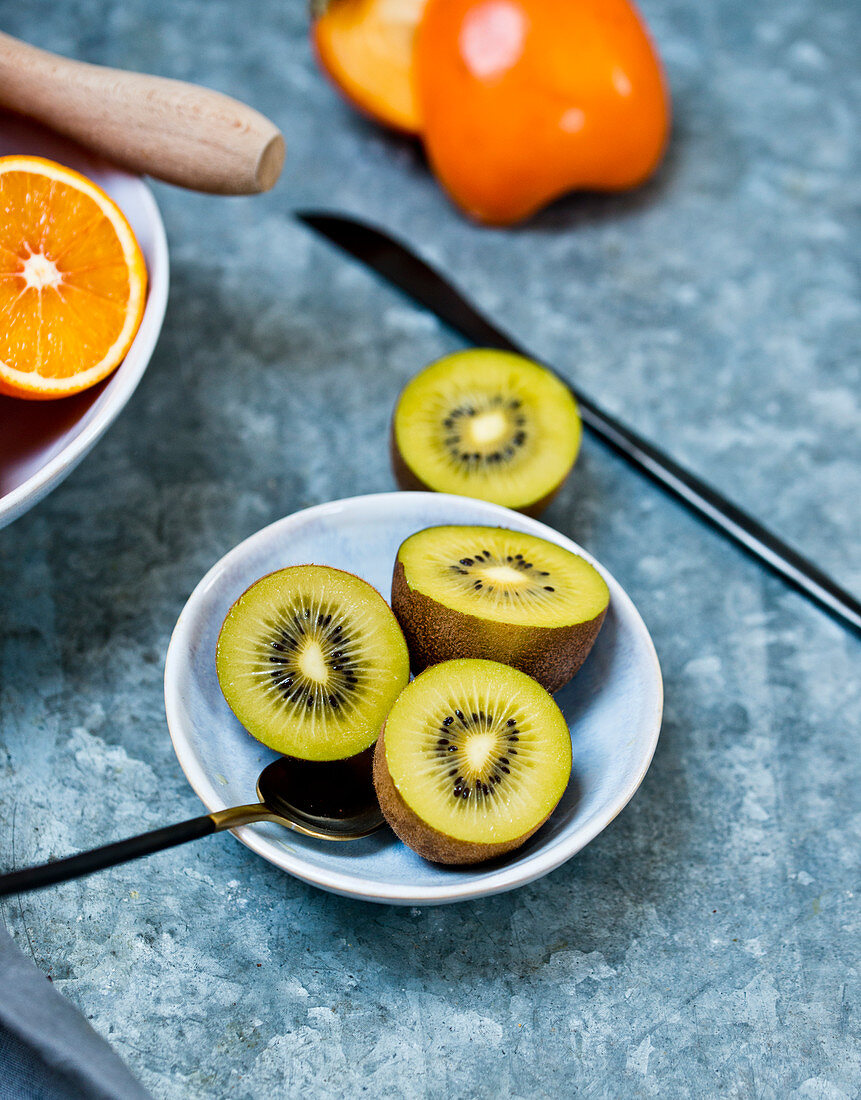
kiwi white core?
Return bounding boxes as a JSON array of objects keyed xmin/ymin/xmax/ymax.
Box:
[
  {"xmin": 482, "ymin": 564, "xmax": 528, "ymax": 586},
  {"xmin": 298, "ymin": 640, "xmax": 328, "ymax": 683},
  {"xmin": 468, "ymin": 409, "xmax": 508, "ymax": 445},
  {"xmin": 383, "ymin": 659, "xmax": 572, "ymax": 845},
  {"xmin": 465, "ymin": 731, "xmax": 496, "ymax": 771}
]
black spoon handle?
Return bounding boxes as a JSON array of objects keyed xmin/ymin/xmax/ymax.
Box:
[
  {"xmin": 295, "ymin": 212, "xmax": 861, "ymax": 637},
  {"xmin": 0, "ymin": 816, "xmax": 216, "ymax": 896},
  {"xmin": 0, "ymin": 805, "xmax": 269, "ymax": 896}
]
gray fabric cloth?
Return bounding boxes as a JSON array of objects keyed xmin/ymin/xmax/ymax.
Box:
[{"xmin": 0, "ymin": 925, "xmax": 151, "ymax": 1100}]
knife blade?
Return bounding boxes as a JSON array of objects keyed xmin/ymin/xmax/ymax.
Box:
[{"xmin": 296, "ymin": 210, "xmax": 861, "ymax": 637}]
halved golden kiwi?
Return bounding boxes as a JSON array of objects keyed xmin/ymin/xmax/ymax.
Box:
[
  {"xmin": 216, "ymin": 565, "xmax": 409, "ymax": 761},
  {"xmin": 392, "ymin": 525, "xmax": 609, "ymax": 692},
  {"xmin": 391, "ymin": 349, "xmax": 581, "ymax": 515},
  {"xmin": 374, "ymin": 659, "xmax": 572, "ymax": 864}
]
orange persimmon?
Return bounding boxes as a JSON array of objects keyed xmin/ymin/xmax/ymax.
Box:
[
  {"xmin": 313, "ymin": 0, "xmax": 427, "ymax": 133},
  {"xmin": 415, "ymin": 0, "xmax": 670, "ymax": 224}
]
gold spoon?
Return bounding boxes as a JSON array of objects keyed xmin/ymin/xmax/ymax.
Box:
[{"xmin": 0, "ymin": 750, "xmax": 383, "ymax": 896}]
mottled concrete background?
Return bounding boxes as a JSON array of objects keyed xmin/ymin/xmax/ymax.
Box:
[{"xmin": 1, "ymin": 0, "xmax": 859, "ymax": 1096}]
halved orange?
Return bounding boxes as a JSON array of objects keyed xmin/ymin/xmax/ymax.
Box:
[{"xmin": 0, "ymin": 155, "xmax": 147, "ymax": 400}]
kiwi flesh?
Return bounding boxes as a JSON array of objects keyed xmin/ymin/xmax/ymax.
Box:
[
  {"xmin": 392, "ymin": 525, "xmax": 609, "ymax": 693},
  {"xmin": 216, "ymin": 565, "xmax": 410, "ymax": 761},
  {"xmin": 391, "ymin": 349, "xmax": 581, "ymax": 516},
  {"xmin": 373, "ymin": 659, "xmax": 572, "ymax": 864}
]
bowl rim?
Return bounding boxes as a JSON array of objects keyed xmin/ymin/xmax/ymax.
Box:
[
  {"xmin": 0, "ymin": 162, "xmax": 169, "ymax": 529},
  {"xmin": 164, "ymin": 492, "xmax": 664, "ymax": 905}
]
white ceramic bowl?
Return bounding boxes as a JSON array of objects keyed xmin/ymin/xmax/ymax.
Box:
[
  {"xmin": 165, "ymin": 493, "xmax": 663, "ymax": 905},
  {"xmin": 0, "ymin": 110, "xmax": 169, "ymax": 530}
]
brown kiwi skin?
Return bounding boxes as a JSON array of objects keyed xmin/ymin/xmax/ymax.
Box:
[
  {"xmin": 391, "ymin": 559, "xmax": 606, "ymax": 693},
  {"xmin": 373, "ymin": 726, "xmax": 552, "ymax": 865},
  {"xmin": 389, "ymin": 420, "xmax": 563, "ymax": 518}
]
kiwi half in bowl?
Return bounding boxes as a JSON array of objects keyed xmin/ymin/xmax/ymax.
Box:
[
  {"xmin": 391, "ymin": 349, "xmax": 581, "ymax": 516},
  {"xmin": 216, "ymin": 565, "xmax": 409, "ymax": 761},
  {"xmin": 392, "ymin": 525, "xmax": 609, "ymax": 693},
  {"xmin": 374, "ymin": 659, "xmax": 572, "ymax": 864}
]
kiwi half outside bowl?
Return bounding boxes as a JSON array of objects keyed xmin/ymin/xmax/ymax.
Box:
[
  {"xmin": 392, "ymin": 524, "xmax": 609, "ymax": 693},
  {"xmin": 391, "ymin": 349, "xmax": 581, "ymax": 516}
]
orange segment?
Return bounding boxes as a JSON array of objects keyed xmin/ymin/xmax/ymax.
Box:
[{"xmin": 0, "ymin": 155, "xmax": 147, "ymax": 400}]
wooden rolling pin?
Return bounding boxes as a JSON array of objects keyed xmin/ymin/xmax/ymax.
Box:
[{"xmin": 0, "ymin": 30, "xmax": 284, "ymax": 193}]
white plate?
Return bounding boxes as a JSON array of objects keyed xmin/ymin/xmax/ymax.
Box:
[
  {"xmin": 165, "ymin": 493, "xmax": 663, "ymax": 905},
  {"xmin": 0, "ymin": 110, "xmax": 169, "ymax": 530}
]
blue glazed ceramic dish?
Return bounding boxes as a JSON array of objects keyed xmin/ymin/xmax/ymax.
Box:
[{"xmin": 164, "ymin": 493, "xmax": 662, "ymax": 905}]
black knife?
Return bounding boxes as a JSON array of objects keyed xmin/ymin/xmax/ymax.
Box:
[{"xmin": 296, "ymin": 211, "xmax": 861, "ymax": 638}]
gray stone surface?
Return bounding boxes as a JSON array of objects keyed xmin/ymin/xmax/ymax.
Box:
[{"xmin": 1, "ymin": 0, "xmax": 859, "ymax": 1096}]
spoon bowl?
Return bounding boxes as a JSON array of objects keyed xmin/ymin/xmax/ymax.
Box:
[{"xmin": 254, "ymin": 750, "xmax": 385, "ymax": 840}]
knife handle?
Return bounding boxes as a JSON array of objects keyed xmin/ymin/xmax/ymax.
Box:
[{"xmin": 0, "ymin": 30, "xmax": 284, "ymax": 193}]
